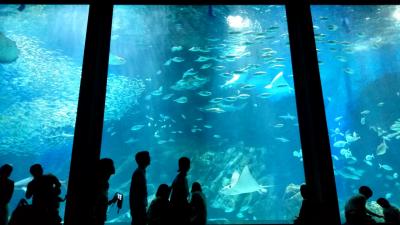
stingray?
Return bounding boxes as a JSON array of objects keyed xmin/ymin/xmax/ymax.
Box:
[
  {"xmin": 0, "ymin": 32, "xmax": 19, "ymax": 63},
  {"xmin": 220, "ymin": 166, "xmax": 269, "ymax": 195}
]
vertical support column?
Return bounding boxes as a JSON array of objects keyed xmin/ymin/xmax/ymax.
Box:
[
  {"xmin": 64, "ymin": 2, "xmax": 113, "ymax": 225},
  {"xmin": 286, "ymin": 1, "xmax": 340, "ymax": 224}
]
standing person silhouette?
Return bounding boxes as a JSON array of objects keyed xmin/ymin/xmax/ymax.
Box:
[
  {"xmin": 170, "ymin": 157, "xmax": 190, "ymax": 225},
  {"xmin": 0, "ymin": 164, "xmax": 14, "ymax": 225},
  {"xmin": 93, "ymin": 158, "xmax": 118, "ymax": 225},
  {"xmin": 25, "ymin": 164, "xmax": 62, "ymax": 225},
  {"xmin": 25, "ymin": 164, "xmax": 45, "ymax": 224},
  {"xmin": 130, "ymin": 151, "xmax": 150, "ymax": 225}
]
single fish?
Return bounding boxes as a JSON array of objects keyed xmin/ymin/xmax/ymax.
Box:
[
  {"xmin": 198, "ymin": 91, "xmax": 212, "ymax": 97},
  {"xmin": 209, "ymin": 98, "xmax": 224, "ymax": 103},
  {"xmin": 253, "ymin": 71, "xmax": 267, "ymax": 76},
  {"xmin": 174, "ymin": 96, "xmax": 188, "ymax": 104},
  {"xmin": 204, "ymin": 107, "xmax": 225, "ymax": 113},
  {"xmin": 162, "ymin": 93, "xmax": 174, "ymax": 100},
  {"xmin": 237, "ymin": 93, "xmax": 250, "ymax": 99},
  {"xmin": 275, "ymin": 137, "xmax": 289, "ymax": 143},
  {"xmin": 345, "ymin": 132, "xmax": 360, "ymax": 143},
  {"xmin": 241, "ymin": 84, "xmax": 256, "ymax": 90},
  {"xmin": 364, "ymin": 160, "xmax": 373, "ymax": 166},
  {"xmin": 130, "ymin": 124, "xmax": 145, "ymax": 131},
  {"xmin": 195, "ymin": 56, "xmax": 213, "ymax": 62},
  {"xmin": 171, "ymin": 57, "xmax": 184, "ymax": 63},
  {"xmin": 258, "ymin": 92, "xmax": 272, "ymax": 99},
  {"xmin": 333, "ymin": 140, "xmax": 347, "ymax": 148},
  {"xmin": 151, "ymin": 86, "xmax": 163, "ymax": 96},
  {"xmin": 360, "ymin": 110, "xmax": 370, "ymax": 115},
  {"xmin": 183, "ymin": 68, "xmax": 198, "ymax": 76},
  {"xmin": 164, "ymin": 59, "xmax": 172, "ymax": 66},
  {"xmin": 109, "ymin": 53, "xmax": 126, "ymax": 66},
  {"xmin": 222, "ymin": 74, "xmax": 240, "ymax": 86},
  {"xmin": 376, "ymin": 140, "xmax": 388, "ymax": 155},
  {"xmin": 125, "ymin": 138, "xmax": 138, "ymax": 144},
  {"xmin": 279, "ymin": 113, "xmax": 296, "ymax": 120},
  {"xmin": 200, "ymin": 63, "xmax": 213, "ymax": 69},
  {"xmin": 224, "ymin": 96, "xmax": 238, "ymax": 102},
  {"xmin": 379, "ymin": 163, "xmax": 393, "ymax": 171},
  {"xmin": 365, "ymin": 154, "xmax": 374, "ymax": 161},
  {"xmin": 171, "ymin": 46, "xmax": 183, "ymax": 52}
]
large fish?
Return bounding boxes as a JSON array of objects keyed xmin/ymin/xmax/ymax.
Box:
[
  {"xmin": 220, "ymin": 166, "xmax": 269, "ymax": 195},
  {"xmin": 0, "ymin": 32, "xmax": 19, "ymax": 63}
]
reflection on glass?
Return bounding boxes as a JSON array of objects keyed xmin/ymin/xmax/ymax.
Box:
[
  {"xmin": 0, "ymin": 4, "xmax": 88, "ymax": 220},
  {"xmin": 312, "ymin": 5, "xmax": 400, "ymax": 222},
  {"xmin": 101, "ymin": 5, "xmax": 304, "ymax": 223}
]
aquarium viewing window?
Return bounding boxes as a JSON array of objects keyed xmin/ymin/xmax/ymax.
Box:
[
  {"xmin": 312, "ymin": 5, "xmax": 400, "ymax": 223},
  {"xmin": 1, "ymin": 1, "xmax": 399, "ymax": 225},
  {"xmin": 0, "ymin": 4, "xmax": 89, "ymax": 221},
  {"xmin": 100, "ymin": 5, "xmax": 305, "ymax": 224}
]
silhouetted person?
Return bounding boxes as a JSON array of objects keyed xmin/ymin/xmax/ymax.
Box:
[
  {"xmin": 170, "ymin": 157, "xmax": 191, "ymax": 225},
  {"xmin": 25, "ymin": 164, "xmax": 44, "ymax": 208},
  {"xmin": 294, "ymin": 184, "xmax": 316, "ymax": 224},
  {"xmin": 377, "ymin": 198, "xmax": 400, "ymax": 225},
  {"xmin": 189, "ymin": 182, "xmax": 206, "ymax": 225},
  {"xmin": 25, "ymin": 164, "xmax": 62, "ymax": 225},
  {"xmin": 41, "ymin": 173, "xmax": 62, "ymax": 225},
  {"xmin": 0, "ymin": 164, "xmax": 14, "ymax": 225},
  {"xmin": 147, "ymin": 184, "xmax": 171, "ymax": 225},
  {"xmin": 345, "ymin": 186, "xmax": 382, "ymax": 225},
  {"xmin": 93, "ymin": 158, "xmax": 118, "ymax": 225},
  {"xmin": 25, "ymin": 163, "xmax": 45, "ymax": 225},
  {"xmin": 130, "ymin": 151, "xmax": 150, "ymax": 225}
]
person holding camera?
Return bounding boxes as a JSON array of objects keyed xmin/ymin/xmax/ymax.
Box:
[
  {"xmin": 93, "ymin": 158, "xmax": 118, "ymax": 225},
  {"xmin": 130, "ymin": 151, "xmax": 151, "ymax": 225}
]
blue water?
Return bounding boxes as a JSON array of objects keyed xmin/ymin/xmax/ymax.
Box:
[
  {"xmin": 312, "ymin": 5, "xmax": 400, "ymax": 222},
  {"xmin": 5, "ymin": 4, "xmax": 398, "ymax": 225},
  {"xmin": 101, "ymin": 5, "xmax": 304, "ymax": 223},
  {"xmin": 0, "ymin": 4, "xmax": 89, "ymax": 220}
]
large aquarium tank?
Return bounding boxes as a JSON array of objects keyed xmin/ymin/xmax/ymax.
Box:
[
  {"xmin": 100, "ymin": 5, "xmax": 305, "ymax": 224},
  {"xmin": 0, "ymin": 4, "xmax": 89, "ymax": 221},
  {"xmin": 311, "ymin": 5, "xmax": 400, "ymax": 222}
]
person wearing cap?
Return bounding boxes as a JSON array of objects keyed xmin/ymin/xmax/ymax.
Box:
[{"xmin": 170, "ymin": 157, "xmax": 191, "ymax": 225}]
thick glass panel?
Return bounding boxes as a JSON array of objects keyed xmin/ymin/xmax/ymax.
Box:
[
  {"xmin": 0, "ymin": 4, "xmax": 89, "ymax": 220},
  {"xmin": 101, "ymin": 5, "xmax": 304, "ymax": 224},
  {"xmin": 312, "ymin": 5, "xmax": 400, "ymax": 222}
]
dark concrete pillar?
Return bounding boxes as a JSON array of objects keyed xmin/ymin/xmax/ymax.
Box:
[
  {"xmin": 64, "ymin": 2, "xmax": 113, "ymax": 225},
  {"xmin": 286, "ymin": 1, "xmax": 341, "ymax": 224}
]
